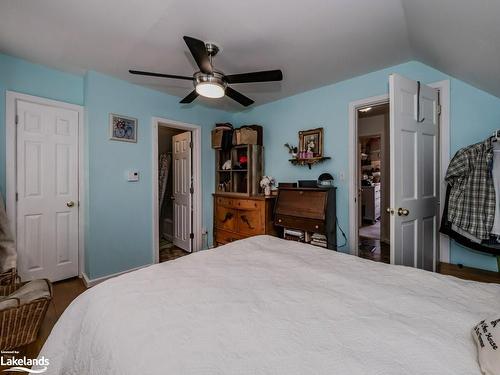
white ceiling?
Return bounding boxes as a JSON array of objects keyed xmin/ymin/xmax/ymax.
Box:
[{"xmin": 0, "ymin": 0, "xmax": 499, "ymax": 110}]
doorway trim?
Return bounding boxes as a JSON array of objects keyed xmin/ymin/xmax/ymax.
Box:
[
  {"xmin": 151, "ymin": 117, "xmax": 202, "ymax": 263},
  {"xmin": 348, "ymin": 79, "xmax": 451, "ymax": 263},
  {"xmin": 5, "ymin": 91, "xmax": 86, "ymax": 277}
]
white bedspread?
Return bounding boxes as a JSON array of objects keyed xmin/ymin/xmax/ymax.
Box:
[{"xmin": 39, "ymin": 236, "xmax": 500, "ymax": 374}]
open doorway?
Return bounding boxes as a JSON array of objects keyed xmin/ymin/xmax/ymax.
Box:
[
  {"xmin": 357, "ymin": 103, "xmax": 390, "ymax": 264},
  {"xmin": 157, "ymin": 126, "xmax": 191, "ymax": 262},
  {"xmin": 349, "ymin": 77, "xmax": 450, "ymax": 271}
]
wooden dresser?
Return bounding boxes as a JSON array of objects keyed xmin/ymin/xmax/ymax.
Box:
[
  {"xmin": 213, "ymin": 193, "xmax": 277, "ymax": 246},
  {"xmin": 274, "ymin": 187, "xmax": 337, "ymax": 250}
]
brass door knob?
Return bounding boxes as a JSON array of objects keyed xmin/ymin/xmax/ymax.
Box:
[
  {"xmin": 397, "ymin": 207, "xmax": 410, "ymax": 216},
  {"xmin": 66, "ymin": 201, "xmax": 75, "ymax": 208}
]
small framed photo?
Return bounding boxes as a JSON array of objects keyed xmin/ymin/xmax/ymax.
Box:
[
  {"xmin": 299, "ymin": 127, "xmax": 323, "ymax": 157},
  {"xmin": 109, "ymin": 114, "xmax": 137, "ymax": 143}
]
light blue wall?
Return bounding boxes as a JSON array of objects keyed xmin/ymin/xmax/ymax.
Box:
[
  {"xmin": 0, "ymin": 53, "xmax": 84, "ymax": 196},
  {"xmin": 84, "ymin": 71, "xmax": 229, "ymax": 279},
  {"xmin": 233, "ymin": 61, "xmax": 500, "ymax": 272},
  {"xmin": 2, "ymin": 53, "xmax": 500, "ymax": 277}
]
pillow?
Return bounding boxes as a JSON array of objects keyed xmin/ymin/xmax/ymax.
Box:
[
  {"xmin": 472, "ymin": 318, "xmax": 500, "ymax": 375},
  {"xmin": 0, "ymin": 297, "xmax": 19, "ymax": 310},
  {"xmin": 8, "ymin": 279, "xmax": 51, "ymax": 304}
]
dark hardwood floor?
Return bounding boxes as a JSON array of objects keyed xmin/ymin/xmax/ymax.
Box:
[{"xmin": 358, "ymin": 236, "xmax": 390, "ymax": 264}]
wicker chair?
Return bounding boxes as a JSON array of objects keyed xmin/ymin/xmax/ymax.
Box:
[
  {"xmin": 0, "ymin": 279, "xmax": 53, "ymax": 350},
  {"xmin": 0, "ymin": 268, "xmax": 19, "ymax": 286}
]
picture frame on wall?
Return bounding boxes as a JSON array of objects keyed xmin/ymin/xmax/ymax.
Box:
[
  {"xmin": 299, "ymin": 127, "xmax": 323, "ymax": 157},
  {"xmin": 109, "ymin": 113, "xmax": 138, "ymax": 143}
]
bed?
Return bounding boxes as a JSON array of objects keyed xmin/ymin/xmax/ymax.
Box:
[{"xmin": 38, "ymin": 236, "xmax": 500, "ymax": 374}]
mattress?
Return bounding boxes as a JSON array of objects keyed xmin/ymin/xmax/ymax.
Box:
[{"xmin": 38, "ymin": 235, "xmax": 500, "ymax": 374}]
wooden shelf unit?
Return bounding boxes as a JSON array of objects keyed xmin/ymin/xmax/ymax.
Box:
[{"xmin": 215, "ymin": 144, "xmax": 263, "ymax": 196}]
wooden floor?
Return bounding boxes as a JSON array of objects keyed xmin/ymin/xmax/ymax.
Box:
[
  {"xmin": 0, "ymin": 277, "xmax": 86, "ymax": 371},
  {"xmin": 358, "ymin": 236, "xmax": 390, "ymax": 264}
]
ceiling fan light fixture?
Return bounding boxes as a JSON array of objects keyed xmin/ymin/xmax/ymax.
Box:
[
  {"xmin": 194, "ymin": 71, "xmax": 227, "ymax": 99},
  {"xmin": 196, "ymin": 81, "xmax": 225, "ymax": 98}
]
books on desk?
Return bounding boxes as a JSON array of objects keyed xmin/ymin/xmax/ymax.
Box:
[
  {"xmin": 310, "ymin": 233, "xmax": 327, "ymax": 248},
  {"xmin": 284, "ymin": 228, "xmax": 305, "ymax": 242}
]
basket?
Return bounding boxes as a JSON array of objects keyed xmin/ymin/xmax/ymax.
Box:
[{"xmin": 0, "ymin": 280, "xmax": 53, "ymax": 350}]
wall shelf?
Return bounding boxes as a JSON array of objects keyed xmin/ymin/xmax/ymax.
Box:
[{"xmin": 289, "ymin": 156, "xmax": 331, "ymax": 169}]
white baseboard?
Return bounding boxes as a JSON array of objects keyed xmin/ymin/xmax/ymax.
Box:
[{"xmin": 81, "ymin": 264, "xmax": 151, "ymax": 288}]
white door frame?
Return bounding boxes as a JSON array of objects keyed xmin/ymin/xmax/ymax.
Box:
[
  {"xmin": 348, "ymin": 79, "xmax": 450, "ymax": 264},
  {"xmin": 151, "ymin": 117, "xmax": 202, "ymax": 263},
  {"xmin": 5, "ymin": 91, "xmax": 85, "ymax": 276}
]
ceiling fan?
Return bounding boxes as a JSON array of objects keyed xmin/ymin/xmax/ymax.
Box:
[{"xmin": 129, "ymin": 36, "xmax": 283, "ymax": 107}]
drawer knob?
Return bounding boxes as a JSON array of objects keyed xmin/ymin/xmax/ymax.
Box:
[
  {"xmin": 315, "ymin": 225, "xmax": 319, "ymax": 229},
  {"xmin": 278, "ymin": 219, "xmax": 282, "ymax": 223}
]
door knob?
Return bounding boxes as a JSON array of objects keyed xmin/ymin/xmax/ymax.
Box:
[
  {"xmin": 386, "ymin": 207, "xmax": 394, "ymax": 215},
  {"xmin": 397, "ymin": 207, "xmax": 410, "ymax": 216},
  {"xmin": 66, "ymin": 201, "xmax": 75, "ymax": 208}
]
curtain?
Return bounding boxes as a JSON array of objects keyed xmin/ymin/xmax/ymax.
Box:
[{"xmin": 159, "ymin": 153, "xmax": 171, "ymax": 214}]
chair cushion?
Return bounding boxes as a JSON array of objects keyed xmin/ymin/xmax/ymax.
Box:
[
  {"xmin": 8, "ymin": 279, "xmax": 51, "ymax": 304},
  {"xmin": 0, "ymin": 297, "xmax": 19, "ymax": 310}
]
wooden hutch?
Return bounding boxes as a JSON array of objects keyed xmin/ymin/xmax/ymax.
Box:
[{"xmin": 213, "ymin": 136, "xmax": 276, "ymax": 246}]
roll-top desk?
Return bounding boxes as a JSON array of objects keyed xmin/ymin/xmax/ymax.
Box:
[{"xmin": 274, "ymin": 187, "xmax": 337, "ymax": 250}]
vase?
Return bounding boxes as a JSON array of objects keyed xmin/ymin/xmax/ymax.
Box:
[{"xmin": 264, "ymin": 186, "xmax": 271, "ymax": 196}]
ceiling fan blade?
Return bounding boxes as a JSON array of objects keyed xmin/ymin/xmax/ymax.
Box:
[
  {"xmin": 225, "ymin": 87, "xmax": 254, "ymax": 107},
  {"xmin": 225, "ymin": 69, "xmax": 283, "ymax": 84},
  {"xmin": 183, "ymin": 36, "xmax": 213, "ymax": 74},
  {"xmin": 129, "ymin": 70, "xmax": 193, "ymax": 81},
  {"xmin": 180, "ymin": 90, "xmax": 199, "ymax": 104}
]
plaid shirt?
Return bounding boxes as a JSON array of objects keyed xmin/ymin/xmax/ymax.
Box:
[{"xmin": 445, "ymin": 138, "xmax": 495, "ymax": 240}]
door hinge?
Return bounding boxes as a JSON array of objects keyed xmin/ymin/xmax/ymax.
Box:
[
  {"xmin": 15, "ymin": 114, "xmax": 18, "ymax": 125},
  {"xmin": 190, "ymin": 184, "xmax": 194, "ymax": 194},
  {"xmin": 437, "ymin": 104, "xmax": 442, "ymax": 115},
  {"xmin": 189, "ymin": 233, "xmax": 194, "ymax": 239},
  {"xmin": 15, "ymin": 192, "xmax": 18, "ymax": 201},
  {"xmin": 189, "ymin": 141, "xmax": 193, "ymax": 149}
]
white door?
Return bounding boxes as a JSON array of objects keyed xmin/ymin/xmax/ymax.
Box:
[
  {"xmin": 16, "ymin": 99, "xmax": 79, "ymax": 281},
  {"xmin": 389, "ymin": 74, "xmax": 439, "ymax": 271},
  {"xmin": 172, "ymin": 131, "xmax": 192, "ymax": 252}
]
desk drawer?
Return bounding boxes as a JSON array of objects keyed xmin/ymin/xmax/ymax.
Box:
[{"xmin": 275, "ymin": 215, "xmax": 325, "ymax": 233}]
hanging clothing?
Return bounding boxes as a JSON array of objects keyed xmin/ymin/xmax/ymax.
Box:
[
  {"xmin": 440, "ymin": 185, "xmax": 500, "ymax": 256},
  {"xmin": 158, "ymin": 153, "xmax": 171, "ymax": 213},
  {"xmin": 491, "ymin": 150, "xmax": 500, "ymax": 235},
  {"xmin": 445, "ymin": 137, "xmax": 495, "ymax": 240},
  {"xmin": 0, "ymin": 193, "xmax": 16, "ymax": 273}
]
